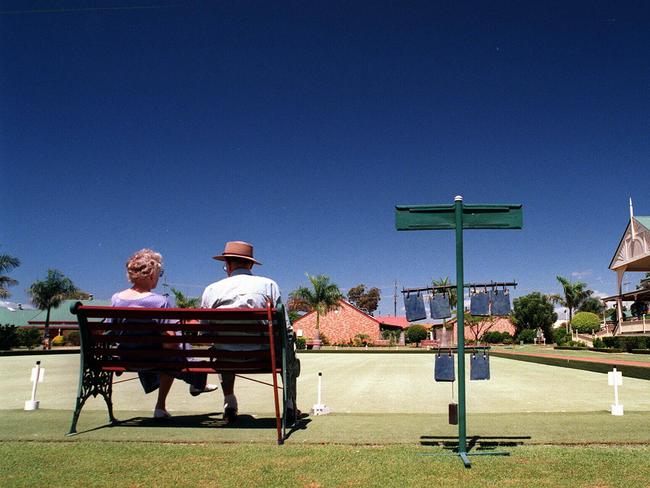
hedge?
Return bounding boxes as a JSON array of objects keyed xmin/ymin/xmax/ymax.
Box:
[
  {"xmin": 603, "ymin": 336, "xmax": 649, "ymax": 352},
  {"xmin": 491, "ymin": 351, "xmax": 650, "ymax": 381}
]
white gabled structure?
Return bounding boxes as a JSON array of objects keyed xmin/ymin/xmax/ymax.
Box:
[{"xmin": 603, "ymin": 199, "xmax": 650, "ymax": 335}]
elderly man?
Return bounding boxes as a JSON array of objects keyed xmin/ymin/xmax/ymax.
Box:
[{"xmin": 202, "ymin": 241, "xmax": 297, "ymax": 423}]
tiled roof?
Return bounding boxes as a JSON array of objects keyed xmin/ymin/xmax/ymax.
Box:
[
  {"xmin": 27, "ymin": 299, "xmax": 111, "ymax": 324},
  {"xmin": 0, "ymin": 307, "xmax": 41, "ymax": 327},
  {"xmin": 374, "ymin": 316, "xmax": 410, "ymax": 328}
]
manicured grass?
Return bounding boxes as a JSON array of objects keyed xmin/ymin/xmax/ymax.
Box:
[
  {"xmin": 2, "ymin": 441, "xmax": 650, "ymax": 487},
  {"xmin": 3, "ymin": 409, "xmax": 650, "ymax": 445}
]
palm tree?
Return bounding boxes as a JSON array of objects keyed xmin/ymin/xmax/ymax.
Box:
[
  {"xmin": 29, "ymin": 270, "xmax": 79, "ymax": 349},
  {"xmin": 170, "ymin": 288, "xmax": 200, "ymax": 308},
  {"xmin": 290, "ymin": 274, "xmax": 342, "ymax": 348},
  {"xmin": 551, "ymin": 276, "xmax": 592, "ymax": 332},
  {"xmin": 0, "ymin": 252, "xmax": 21, "ymax": 299},
  {"xmin": 432, "ymin": 276, "xmax": 457, "ymax": 346},
  {"xmin": 432, "ymin": 276, "xmax": 457, "ymax": 310}
]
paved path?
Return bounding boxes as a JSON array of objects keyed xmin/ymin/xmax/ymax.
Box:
[{"xmin": 495, "ymin": 350, "xmax": 650, "ymax": 368}]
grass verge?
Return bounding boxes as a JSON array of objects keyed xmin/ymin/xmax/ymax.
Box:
[{"xmin": 2, "ymin": 441, "xmax": 650, "ymax": 487}]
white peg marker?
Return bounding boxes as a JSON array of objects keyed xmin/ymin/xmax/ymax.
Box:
[
  {"xmin": 25, "ymin": 361, "xmax": 44, "ymax": 411},
  {"xmin": 608, "ymin": 368, "xmax": 624, "ymax": 416},
  {"xmin": 311, "ymin": 371, "xmax": 331, "ymax": 416}
]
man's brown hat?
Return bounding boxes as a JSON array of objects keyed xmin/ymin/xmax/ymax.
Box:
[{"xmin": 212, "ymin": 241, "xmax": 261, "ymax": 265}]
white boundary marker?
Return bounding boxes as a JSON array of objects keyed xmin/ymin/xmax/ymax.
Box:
[
  {"xmin": 608, "ymin": 367, "xmax": 624, "ymax": 416},
  {"xmin": 25, "ymin": 360, "xmax": 44, "ymax": 411},
  {"xmin": 311, "ymin": 371, "xmax": 331, "ymax": 415}
]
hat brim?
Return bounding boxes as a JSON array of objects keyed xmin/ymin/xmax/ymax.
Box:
[{"xmin": 212, "ymin": 254, "xmax": 261, "ymax": 265}]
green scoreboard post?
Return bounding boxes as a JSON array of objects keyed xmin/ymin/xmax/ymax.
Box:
[{"xmin": 396, "ymin": 196, "xmax": 523, "ymax": 467}]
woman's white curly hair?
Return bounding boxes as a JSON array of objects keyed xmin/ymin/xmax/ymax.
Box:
[{"xmin": 126, "ymin": 248, "xmax": 162, "ymax": 283}]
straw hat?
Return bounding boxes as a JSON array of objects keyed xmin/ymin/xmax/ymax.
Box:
[{"xmin": 212, "ymin": 241, "xmax": 261, "ymax": 265}]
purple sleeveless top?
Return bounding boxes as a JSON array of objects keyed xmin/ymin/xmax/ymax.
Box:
[{"xmin": 111, "ymin": 292, "xmax": 171, "ymax": 309}]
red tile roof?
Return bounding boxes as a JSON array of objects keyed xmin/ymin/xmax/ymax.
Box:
[{"xmin": 374, "ymin": 316, "xmax": 410, "ymax": 328}]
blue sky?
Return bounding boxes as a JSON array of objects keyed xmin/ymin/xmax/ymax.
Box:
[{"xmin": 1, "ymin": 1, "xmax": 649, "ymax": 316}]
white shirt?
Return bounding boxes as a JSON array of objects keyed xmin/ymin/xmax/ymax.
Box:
[
  {"xmin": 201, "ymin": 268, "xmax": 281, "ymax": 310},
  {"xmin": 201, "ymin": 268, "xmax": 286, "ymax": 351}
]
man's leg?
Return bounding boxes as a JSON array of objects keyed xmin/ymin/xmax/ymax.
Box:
[{"xmin": 220, "ymin": 373, "xmax": 238, "ymax": 422}]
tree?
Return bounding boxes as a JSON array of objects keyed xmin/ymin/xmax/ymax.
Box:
[
  {"xmin": 432, "ymin": 277, "xmax": 457, "ymax": 310},
  {"xmin": 347, "ymin": 284, "xmax": 381, "ymax": 315},
  {"xmin": 29, "ymin": 270, "xmax": 79, "ymax": 349},
  {"xmin": 578, "ymin": 297, "xmax": 605, "ymax": 315},
  {"xmin": 512, "ymin": 292, "xmax": 557, "ymax": 341},
  {"xmin": 405, "ymin": 324, "xmax": 428, "ymax": 345},
  {"xmin": 0, "ymin": 324, "xmax": 19, "ymax": 350},
  {"xmin": 630, "ymin": 300, "xmax": 648, "ymax": 319},
  {"xmin": 287, "ymin": 295, "xmax": 311, "ymax": 313},
  {"xmin": 570, "ymin": 312, "xmax": 601, "ymax": 334},
  {"xmin": 551, "ymin": 276, "xmax": 592, "ymax": 332},
  {"xmin": 289, "ymin": 274, "xmax": 342, "ymax": 344},
  {"xmin": 170, "ymin": 288, "xmax": 200, "ymax": 308},
  {"xmin": 0, "ymin": 251, "xmax": 21, "ymax": 299},
  {"xmin": 639, "ymin": 273, "xmax": 650, "ymax": 290},
  {"xmin": 465, "ymin": 314, "xmax": 498, "ymax": 343}
]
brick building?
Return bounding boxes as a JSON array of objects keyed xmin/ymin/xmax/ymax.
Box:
[
  {"xmin": 293, "ymin": 299, "xmax": 407, "ymax": 345},
  {"xmin": 438, "ymin": 316, "xmax": 516, "ymax": 345}
]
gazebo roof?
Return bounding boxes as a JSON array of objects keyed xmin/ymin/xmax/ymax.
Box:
[
  {"xmin": 609, "ymin": 216, "xmax": 650, "ymax": 272},
  {"xmin": 602, "ymin": 287, "xmax": 650, "ymax": 303}
]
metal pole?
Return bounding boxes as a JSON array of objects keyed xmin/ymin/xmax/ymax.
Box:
[
  {"xmin": 454, "ymin": 195, "xmax": 467, "ymax": 455},
  {"xmin": 317, "ymin": 372, "xmax": 322, "ymax": 405}
]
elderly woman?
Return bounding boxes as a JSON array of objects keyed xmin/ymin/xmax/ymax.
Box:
[{"xmin": 112, "ymin": 249, "xmax": 215, "ymax": 419}]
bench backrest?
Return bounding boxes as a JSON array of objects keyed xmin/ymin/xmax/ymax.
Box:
[{"xmin": 71, "ymin": 302, "xmax": 288, "ymax": 374}]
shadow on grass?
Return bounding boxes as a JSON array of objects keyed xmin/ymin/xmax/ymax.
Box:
[
  {"xmin": 72, "ymin": 412, "xmax": 312, "ymax": 439},
  {"xmin": 420, "ymin": 435, "xmax": 531, "ymax": 452}
]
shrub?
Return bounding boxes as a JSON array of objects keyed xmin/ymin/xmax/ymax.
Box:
[
  {"xmin": 405, "ymin": 324, "xmax": 428, "ymax": 345},
  {"xmin": 515, "ymin": 328, "xmax": 537, "ymax": 344},
  {"xmin": 602, "ymin": 336, "xmax": 649, "ymax": 352},
  {"xmin": 51, "ymin": 335, "xmax": 66, "ymax": 346},
  {"xmin": 481, "ymin": 331, "xmax": 512, "ymax": 344},
  {"xmin": 570, "ymin": 312, "xmax": 601, "ymax": 334},
  {"xmin": 565, "ymin": 340, "xmax": 587, "ymax": 348},
  {"xmin": 381, "ymin": 329, "xmax": 401, "ymax": 347},
  {"xmin": 553, "ymin": 327, "xmax": 570, "ymax": 346},
  {"xmin": 318, "ymin": 332, "xmax": 330, "ymax": 346},
  {"xmin": 66, "ymin": 331, "xmax": 80, "ymax": 346},
  {"xmin": 592, "ymin": 337, "xmax": 605, "ymax": 349},
  {"xmin": 295, "ymin": 336, "xmax": 306, "ymax": 350},
  {"xmin": 0, "ymin": 324, "xmax": 19, "ymax": 350},
  {"xmin": 353, "ymin": 333, "xmax": 371, "ymax": 347},
  {"xmin": 17, "ymin": 328, "xmax": 42, "ymax": 349}
]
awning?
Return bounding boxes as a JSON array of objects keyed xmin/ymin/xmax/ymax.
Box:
[{"xmin": 602, "ymin": 288, "xmax": 650, "ymax": 302}]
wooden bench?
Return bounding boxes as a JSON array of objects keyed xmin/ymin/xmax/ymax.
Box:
[{"xmin": 67, "ymin": 301, "xmax": 299, "ymax": 444}]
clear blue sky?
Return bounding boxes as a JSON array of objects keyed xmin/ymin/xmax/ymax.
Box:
[{"xmin": 1, "ymin": 1, "xmax": 649, "ymax": 316}]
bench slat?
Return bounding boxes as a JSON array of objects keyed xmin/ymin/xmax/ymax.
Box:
[
  {"xmin": 86, "ymin": 348, "xmax": 272, "ymax": 359},
  {"xmin": 76, "ymin": 306, "xmax": 272, "ymax": 321},
  {"xmin": 93, "ymin": 360, "xmax": 277, "ymax": 372},
  {"xmin": 90, "ymin": 335, "xmax": 273, "ymax": 345},
  {"xmin": 87, "ymin": 322, "xmax": 274, "ymax": 333}
]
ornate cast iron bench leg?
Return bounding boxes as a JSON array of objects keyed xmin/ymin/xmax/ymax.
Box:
[{"xmin": 67, "ymin": 368, "xmax": 116, "ymax": 436}]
